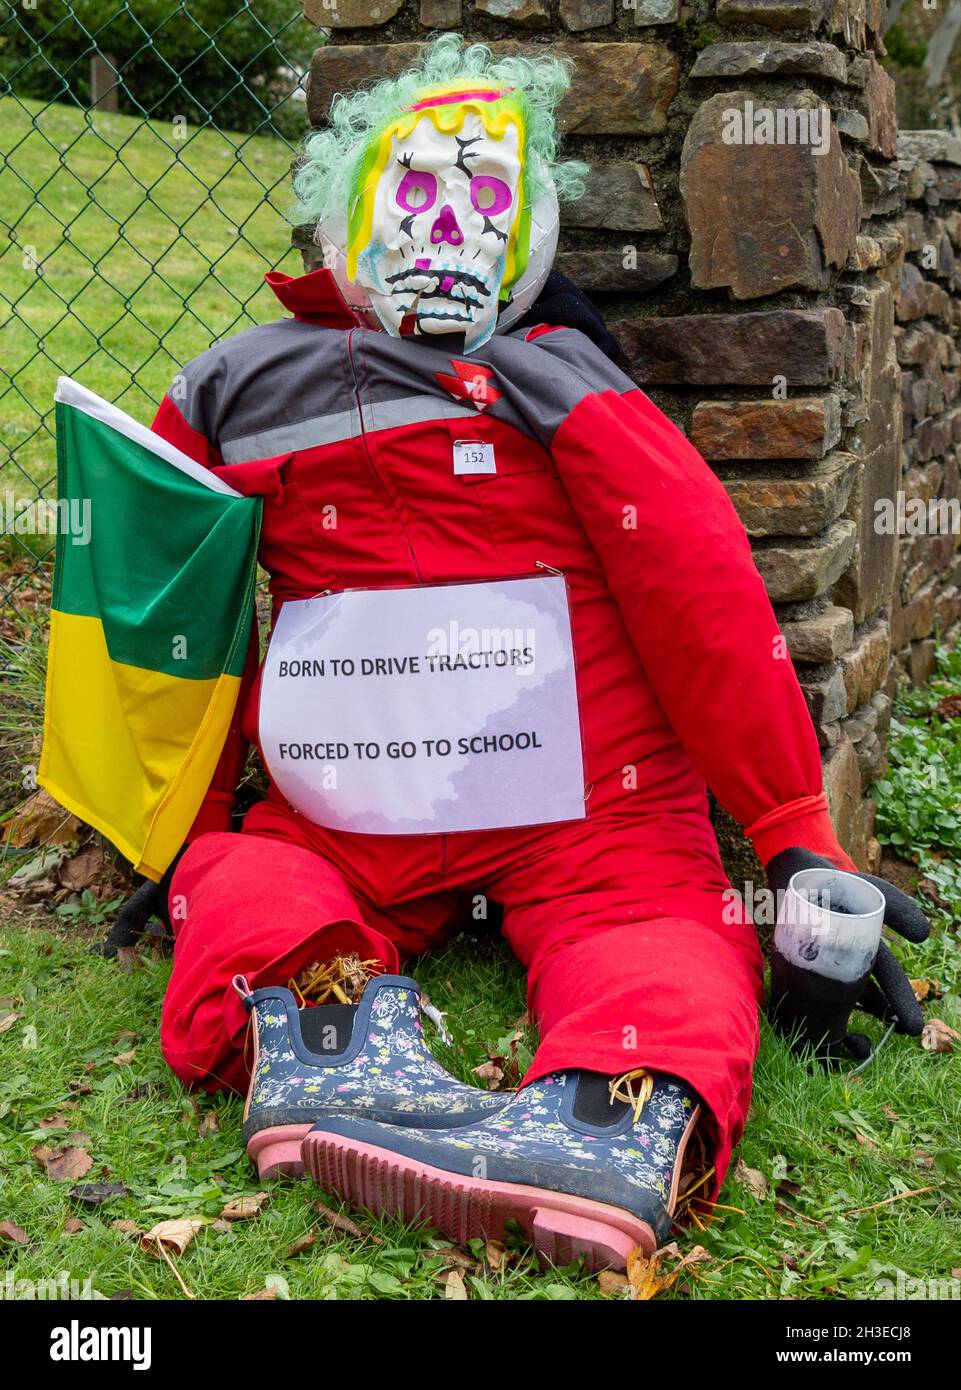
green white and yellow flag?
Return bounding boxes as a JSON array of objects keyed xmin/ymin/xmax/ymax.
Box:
[{"xmin": 38, "ymin": 378, "xmax": 261, "ymax": 881}]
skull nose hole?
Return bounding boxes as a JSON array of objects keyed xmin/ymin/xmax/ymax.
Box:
[{"xmin": 430, "ymin": 203, "xmax": 463, "ymax": 247}]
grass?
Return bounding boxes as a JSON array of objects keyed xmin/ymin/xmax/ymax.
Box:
[
  {"xmin": 0, "ymin": 94, "xmax": 302, "ymax": 587},
  {"xmin": 0, "ymin": 98, "xmax": 959, "ymax": 1301},
  {"xmin": 874, "ymin": 644, "xmax": 961, "ymax": 932},
  {"xmin": 1, "ymin": 907, "xmax": 958, "ymax": 1301}
]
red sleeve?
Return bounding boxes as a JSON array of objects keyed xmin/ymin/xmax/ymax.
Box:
[
  {"xmin": 152, "ymin": 393, "xmax": 255, "ymax": 842},
  {"xmin": 151, "ymin": 393, "xmax": 224, "ymax": 470},
  {"xmin": 550, "ymin": 386, "xmax": 855, "ymax": 870}
]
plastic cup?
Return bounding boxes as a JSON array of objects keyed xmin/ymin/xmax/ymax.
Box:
[{"xmin": 769, "ymin": 867, "xmax": 885, "ymax": 1056}]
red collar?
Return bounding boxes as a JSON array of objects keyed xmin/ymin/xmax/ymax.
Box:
[{"xmin": 264, "ymin": 266, "xmax": 361, "ymax": 328}]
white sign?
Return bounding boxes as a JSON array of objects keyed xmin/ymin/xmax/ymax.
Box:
[{"xmin": 259, "ymin": 575, "xmax": 585, "ymax": 835}]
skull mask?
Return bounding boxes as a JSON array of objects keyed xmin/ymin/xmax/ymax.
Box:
[{"xmin": 318, "ymin": 85, "xmax": 559, "ymax": 353}]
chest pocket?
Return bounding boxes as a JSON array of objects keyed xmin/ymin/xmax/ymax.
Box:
[{"xmin": 445, "ymin": 419, "xmax": 592, "ymax": 566}]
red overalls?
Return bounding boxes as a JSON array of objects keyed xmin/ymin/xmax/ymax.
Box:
[{"xmin": 152, "ymin": 267, "xmax": 854, "ymax": 1187}]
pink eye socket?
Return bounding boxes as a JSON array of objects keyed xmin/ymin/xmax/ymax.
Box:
[
  {"xmin": 470, "ymin": 175, "xmax": 512, "ymax": 217},
  {"xmin": 396, "ymin": 169, "xmax": 437, "ymax": 215}
]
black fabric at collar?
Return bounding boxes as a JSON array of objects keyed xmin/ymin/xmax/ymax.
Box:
[{"xmin": 510, "ymin": 270, "xmax": 622, "ymax": 363}]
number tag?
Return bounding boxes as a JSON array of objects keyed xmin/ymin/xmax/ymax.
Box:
[{"xmin": 453, "ymin": 440, "xmax": 496, "ymax": 476}]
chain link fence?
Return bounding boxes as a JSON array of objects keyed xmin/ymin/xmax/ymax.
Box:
[{"xmin": 0, "ymin": 1, "xmax": 317, "ymax": 625}]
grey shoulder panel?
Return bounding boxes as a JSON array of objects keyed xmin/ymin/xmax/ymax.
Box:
[
  {"xmin": 171, "ymin": 320, "xmax": 350, "ymax": 454},
  {"xmin": 484, "ymin": 327, "xmax": 637, "ymax": 446},
  {"xmin": 166, "ymin": 321, "xmax": 636, "ymax": 462}
]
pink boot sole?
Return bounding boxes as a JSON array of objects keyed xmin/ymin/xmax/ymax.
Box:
[
  {"xmin": 247, "ymin": 1124, "xmax": 312, "ymax": 1179},
  {"xmin": 301, "ymin": 1130, "xmax": 658, "ymax": 1272}
]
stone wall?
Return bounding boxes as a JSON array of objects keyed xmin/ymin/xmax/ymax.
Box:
[
  {"xmin": 892, "ymin": 132, "xmax": 961, "ymax": 690},
  {"xmin": 297, "ymin": 2, "xmax": 961, "ymax": 873}
]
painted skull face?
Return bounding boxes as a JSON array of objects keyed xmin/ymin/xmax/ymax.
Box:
[
  {"xmin": 315, "ymin": 85, "xmax": 560, "ymax": 353},
  {"xmin": 345, "ymin": 91, "xmax": 533, "ymax": 352},
  {"xmin": 354, "ymin": 112, "xmax": 520, "ymax": 349}
]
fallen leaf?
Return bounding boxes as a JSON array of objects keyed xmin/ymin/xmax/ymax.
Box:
[
  {"xmin": 597, "ymin": 1269, "xmax": 629, "ymax": 1296},
  {"xmin": 921, "ymin": 1018, "xmax": 960, "ymax": 1053},
  {"xmin": 10, "ymin": 846, "xmax": 69, "ymax": 888},
  {"xmin": 34, "ymin": 1145, "xmax": 93, "ymax": 1183},
  {"xmin": 627, "ymin": 1242, "xmax": 711, "ymax": 1301},
  {"xmin": 68, "ymin": 1080, "xmax": 93, "ymax": 1096},
  {"xmin": 284, "ymin": 1231, "xmax": 317, "ymax": 1259},
  {"xmin": 69, "ymin": 1182, "xmax": 129, "ymax": 1205},
  {"xmin": 198, "ymin": 1111, "xmax": 220, "ymax": 1139},
  {"xmin": 64, "ymin": 1218, "xmax": 84, "ymax": 1235},
  {"xmin": 734, "ymin": 1159, "xmax": 769, "ymax": 1201},
  {"xmin": 913, "ymin": 1150, "xmax": 935, "ymax": 1170},
  {"xmin": 111, "ymin": 1049, "xmax": 137, "ymax": 1067},
  {"xmin": 3, "ymin": 789, "xmax": 81, "ymax": 848},
  {"xmin": 472, "ymin": 1059, "xmax": 505, "ymax": 1091},
  {"xmin": 59, "ymin": 843, "xmax": 110, "ymax": 893},
  {"xmin": 209, "ymin": 1219, "xmax": 232, "ymax": 1234},
  {"xmin": 881, "ymin": 1104, "xmax": 899, "ymax": 1121},
  {"xmin": 312, "ymin": 1196, "xmax": 382, "ymax": 1243},
  {"xmin": 673, "ymin": 1245, "xmax": 711, "ymax": 1271},
  {"xmin": 776, "ymin": 1178, "xmax": 803, "ymax": 1198},
  {"xmin": 0, "ymin": 1011, "xmax": 21, "ymax": 1036},
  {"xmin": 855, "ymin": 1134, "xmax": 879, "ymax": 1151},
  {"xmin": 444, "ymin": 1268, "xmax": 468, "ymax": 1300},
  {"xmin": 55, "ymin": 1131, "xmax": 91, "ymax": 1147},
  {"xmin": 0, "ymin": 1221, "xmax": 30, "ymax": 1245},
  {"xmin": 934, "ymin": 693, "xmax": 961, "ymax": 719},
  {"xmin": 140, "ymin": 1218, "xmax": 206, "ymax": 1255},
  {"xmin": 484, "ymin": 1238, "xmax": 509, "ymax": 1273},
  {"xmin": 111, "ymin": 1220, "xmax": 143, "ymax": 1239},
  {"xmin": 221, "ymin": 1193, "xmax": 268, "ymax": 1221},
  {"xmin": 627, "ymin": 1246, "xmax": 671, "ymax": 1301},
  {"xmin": 114, "ymin": 1029, "xmax": 138, "ymax": 1046},
  {"xmin": 39, "ymin": 1115, "xmax": 71, "ymax": 1130}
]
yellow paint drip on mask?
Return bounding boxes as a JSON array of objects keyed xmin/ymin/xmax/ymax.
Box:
[{"xmin": 346, "ymin": 92, "xmax": 529, "ymax": 292}]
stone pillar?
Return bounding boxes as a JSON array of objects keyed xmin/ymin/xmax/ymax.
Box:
[{"xmin": 298, "ymin": 2, "xmax": 960, "ymax": 873}]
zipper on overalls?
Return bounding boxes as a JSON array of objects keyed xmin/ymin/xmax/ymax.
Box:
[
  {"xmin": 346, "ymin": 328, "xmax": 442, "ymax": 870},
  {"xmin": 346, "ymin": 328, "xmax": 424, "ymax": 583}
]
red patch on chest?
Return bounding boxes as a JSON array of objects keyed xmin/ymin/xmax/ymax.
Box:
[{"xmin": 435, "ymin": 359, "xmax": 501, "ymax": 412}]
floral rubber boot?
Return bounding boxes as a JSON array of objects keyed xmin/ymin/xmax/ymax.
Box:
[
  {"xmin": 300, "ymin": 1068, "xmax": 704, "ymax": 1271},
  {"xmin": 235, "ymin": 973, "xmax": 509, "ymax": 1179}
]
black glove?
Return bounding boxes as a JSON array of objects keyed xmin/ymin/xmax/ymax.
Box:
[
  {"xmin": 92, "ymin": 857, "xmax": 179, "ymax": 958},
  {"xmin": 766, "ymin": 847, "xmax": 930, "ymax": 1061},
  {"xmin": 511, "ymin": 270, "xmax": 622, "ymax": 363}
]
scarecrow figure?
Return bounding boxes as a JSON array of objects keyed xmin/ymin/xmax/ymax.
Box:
[{"xmin": 109, "ymin": 36, "xmax": 927, "ymax": 1269}]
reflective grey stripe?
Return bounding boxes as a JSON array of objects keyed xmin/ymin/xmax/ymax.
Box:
[
  {"xmin": 363, "ymin": 396, "xmax": 478, "ymax": 433},
  {"xmin": 219, "ymin": 407, "xmax": 360, "ymax": 463},
  {"xmin": 219, "ymin": 396, "xmax": 480, "ymax": 464}
]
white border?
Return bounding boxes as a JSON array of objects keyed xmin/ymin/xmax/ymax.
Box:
[{"xmin": 55, "ymin": 376, "xmax": 242, "ymax": 498}]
